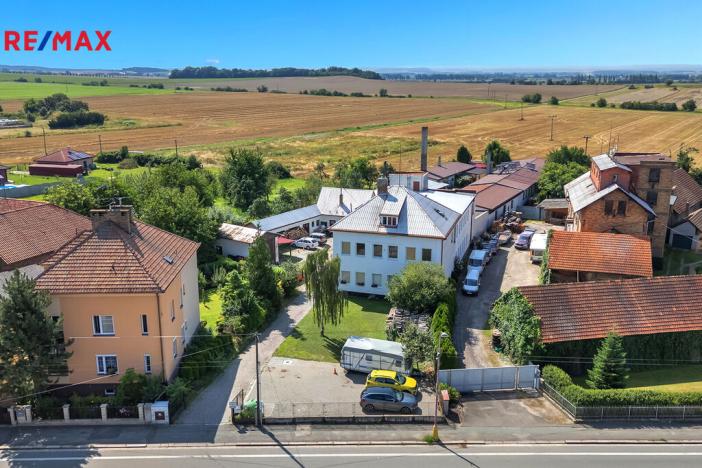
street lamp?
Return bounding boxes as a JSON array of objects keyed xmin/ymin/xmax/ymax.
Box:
[{"xmin": 432, "ymin": 331, "xmax": 449, "ymax": 440}]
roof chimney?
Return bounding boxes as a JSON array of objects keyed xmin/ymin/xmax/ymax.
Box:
[
  {"xmin": 339, "ymin": 189, "xmax": 344, "ymax": 206},
  {"xmin": 420, "ymin": 126, "xmax": 428, "ymax": 172},
  {"xmin": 377, "ymin": 176, "xmax": 389, "ymax": 195},
  {"xmin": 90, "ymin": 205, "xmax": 133, "ymax": 234}
]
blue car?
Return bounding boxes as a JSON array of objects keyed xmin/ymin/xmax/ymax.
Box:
[{"xmin": 515, "ymin": 229, "xmax": 535, "ymax": 250}]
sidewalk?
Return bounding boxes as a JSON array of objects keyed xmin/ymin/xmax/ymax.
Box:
[
  {"xmin": 176, "ymin": 288, "xmax": 311, "ymax": 426},
  {"xmin": 3, "ymin": 421, "xmax": 702, "ymax": 448}
]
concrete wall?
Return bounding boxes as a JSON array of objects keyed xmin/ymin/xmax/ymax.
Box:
[
  {"xmin": 472, "ymin": 209, "xmax": 493, "ymax": 239},
  {"xmin": 215, "ymin": 238, "xmax": 251, "ymax": 258},
  {"xmin": 180, "ymin": 255, "xmax": 200, "ymax": 343}
]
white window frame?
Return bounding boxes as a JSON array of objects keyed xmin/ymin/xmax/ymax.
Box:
[
  {"xmin": 96, "ymin": 354, "xmax": 118, "ymax": 375},
  {"xmin": 341, "ymin": 241, "xmax": 350, "ymax": 255},
  {"xmin": 371, "ymin": 273, "xmax": 382, "ymax": 288},
  {"xmin": 340, "ymin": 270, "xmax": 350, "ymax": 284},
  {"xmin": 144, "ymin": 354, "xmax": 152, "ymax": 374},
  {"xmin": 170, "ymin": 300, "xmax": 175, "ymax": 321},
  {"xmin": 172, "ymin": 338, "xmax": 178, "ymax": 358},
  {"xmin": 93, "ymin": 315, "xmax": 115, "ymax": 336},
  {"xmin": 181, "ymin": 321, "xmax": 186, "ymax": 344},
  {"xmin": 355, "ymin": 271, "xmax": 365, "ymax": 286}
]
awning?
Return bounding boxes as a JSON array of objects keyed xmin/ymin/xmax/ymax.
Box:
[{"xmin": 276, "ymin": 236, "xmax": 295, "ymax": 245}]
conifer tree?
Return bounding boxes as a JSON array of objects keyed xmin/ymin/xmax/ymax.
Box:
[{"xmin": 586, "ymin": 331, "xmax": 628, "ymax": 389}]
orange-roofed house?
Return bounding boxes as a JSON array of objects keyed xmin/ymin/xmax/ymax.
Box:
[
  {"xmin": 29, "ymin": 147, "xmax": 94, "ymax": 177},
  {"xmin": 547, "ymin": 231, "xmax": 653, "ymax": 283},
  {"xmin": 27, "ymin": 205, "xmax": 200, "ymax": 395}
]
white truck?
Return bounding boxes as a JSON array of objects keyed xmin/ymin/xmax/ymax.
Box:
[{"xmin": 529, "ymin": 233, "xmax": 548, "ymax": 264}]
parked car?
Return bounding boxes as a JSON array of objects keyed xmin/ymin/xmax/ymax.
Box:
[
  {"xmin": 309, "ymin": 232, "xmax": 327, "ymax": 244},
  {"xmin": 365, "ymin": 369, "xmax": 418, "ymax": 395},
  {"xmin": 468, "ymin": 249, "xmax": 489, "ymax": 276},
  {"xmin": 359, "ymin": 387, "xmax": 418, "ymax": 414},
  {"xmin": 498, "ymin": 230, "xmax": 512, "ymax": 245},
  {"xmin": 462, "ymin": 268, "xmax": 481, "ymax": 296},
  {"xmin": 487, "ymin": 238, "xmax": 499, "ymax": 256},
  {"xmin": 293, "ymin": 237, "xmax": 318, "ymax": 250},
  {"xmin": 515, "ymin": 228, "xmax": 535, "ymax": 250}
]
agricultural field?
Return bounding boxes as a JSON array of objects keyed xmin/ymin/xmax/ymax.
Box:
[
  {"xmin": 565, "ymin": 83, "xmax": 702, "ymax": 108},
  {"xmin": 0, "ymin": 92, "xmax": 497, "ymax": 166},
  {"xmin": 360, "ymin": 103, "xmax": 702, "ymax": 167},
  {"xmin": 0, "ymin": 81, "xmax": 173, "ymax": 100}
]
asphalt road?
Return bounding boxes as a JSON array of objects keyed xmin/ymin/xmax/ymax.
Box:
[{"xmin": 3, "ymin": 444, "xmax": 702, "ymax": 467}]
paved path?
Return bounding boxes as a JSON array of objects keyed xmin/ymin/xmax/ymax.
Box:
[{"xmin": 176, "ymin": 289, "xmax": 311, "ymax": 425}]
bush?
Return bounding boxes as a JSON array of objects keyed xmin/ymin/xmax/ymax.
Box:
[
  {"xmin": 387, "ymin": 263, "xmax": 454, "ymax": 314},
  {"xmin": 48, "ymin": 111, "xmax": 106, "ymax": 129},
  {"xmin": 115, "ymin": 368, "xmax": 146, "ymax": 405},
  {"xmin": 165, "ymin": 377, "xmax": 191, "ymax": 411},
  {"xmin": 274, "ymin": 261, "xmax": 300, "ymax": 298},
  {"xmin": 682, "ymin": 99, "xmax": 697, "ymax": 112},
  {"xmin": 439, "ymin": 383, "xmax": 461, "ymax": 403},
  {"xmin": 489, "ymin": 288, "xmax": 542, "ymax": 364},
  {"xmin": 542, "ymin": 365, "xmax": 702, "ymax": 407},
  {"xmin": 549, "ymin": 96, "xmax": 559, "ymax": 105},
  {"xmin": 265, "ymin": 160, "xmax": 291, "ymax": 179},
  {"xmin": 118, "ymin": 157, "xmax": 138, "ymax": 169},
  {"xmin": 596, "ymin": 97, "xmax": 607, "ymax": 108},
  {"xmin": 522, "ymin": 93, "xmax": 542, "ymax": 103},
  {"xmin": 620, "ymin": 101, "xmax": 678, "ymax": 111}
]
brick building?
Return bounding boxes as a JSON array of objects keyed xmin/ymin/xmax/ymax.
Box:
[{"xmin": 564, "ymin": 152, "xmax": 673, "ymax": 259}]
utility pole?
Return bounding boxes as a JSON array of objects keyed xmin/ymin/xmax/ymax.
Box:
[
  {"xmin": 583, "ymin": 135, "xmax": 591, "ymax": 155},
  {"xmin": 549, "ymin": 115, "xmax": 556, "ymax": 141},
  {"xmin": 432, "ymin": 332, "xmax": 448, "ymax": 441},
  {"xmin": 504, "ymin": 94, "xmax": 507, "ymax": 109},
  {"xmin": 519, "ymin": 102, "xmax": 524, "ymax": 121},
  {"xmin": 174, "ymin": 139, "xmax": 179, "ymax": 157},
  {"xmin": 255, "ymin": 333, "xmax": 261, "ymax": 428},
  {"xmin": 42, "ymin": 127, "xmax": 48, "ymax": 155},
  {"xmin": 98, "ymin": 134, "xmax": 103, "ymax": 154}
]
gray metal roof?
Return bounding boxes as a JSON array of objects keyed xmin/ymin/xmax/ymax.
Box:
[
  {"xmin": 342, "ymin": 336, "xmax": 404, "ymax": 357},
  {"xmin": 565, "ymin": 172, "xmax": 655, "ymax": 216},
  {"xmin": 330, "ymin": 186, "xmax": 462, "ymax": 238},
  {"xmin": 218, "ymin": 223, "xmax": 261, "ymax": 243},
  {"xmin": 317, "ymin": 187, "xmax": 375, "ymax": 216},
  {"xmin": 537, "ymin": 198, "xmax": 569, "ymax": 209},
  {"xmin": 0, "ymin": 264, "xmax": 43, "ymax": 297},
  {"xmin": 254, "ymin": 204, "xmax": 321, "ymax": 231},
  {"xmin": 592, "ymin": 154, "xmax": 632, "ymax": 172}
]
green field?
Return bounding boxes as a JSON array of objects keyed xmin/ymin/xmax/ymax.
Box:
[
  {"xmin": 0, "ymin": 81, "xmax": 173, "ymax": 100},
  {"xmin": 574, "ymin": 365, "xmax": 702, "ymax": 392},
  {"xmin": 199, "ymin": 292, "xmax": 223, "ymax": 331},
  {"xmin": 275, "ymin": 297, "xmax": 390, "ymax": 363}
]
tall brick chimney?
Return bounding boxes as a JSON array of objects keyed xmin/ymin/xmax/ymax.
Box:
[
  {"xmin": 377, "ymin": 176, "xmax": 389, "ymax": 195},
  {"xmin": 420, "ymin": 126, "xmax": 428, "ymax": 172},
  {"xmin": 90, "ymin": 206, "xmax": 133, "ymax": 234}
]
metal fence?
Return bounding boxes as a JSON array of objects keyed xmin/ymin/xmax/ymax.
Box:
[
  {"xmin": 0, "ymin": 409, "xmax": 11, "ymax": 425},
  {"xmin": 264, "ymin": 400, "xmax": 438, "ymax": 420},
  {"xmin": 32, "ymin": 405, "xmax": 64, "ymax": 421},
  {"xmin": 69, "ymin": 405, "xmax": 102, "ymax": 420},
  {"xmin": 542, "ymin": 381, "xmax": 702, "ymax": 421},
  {"xmin": 106, "ymin": 405, "xmax": 139, "ymax": 419},
  {"xmin": 439, "ymin": 365, "xmax": 540, "ymax": 393}
]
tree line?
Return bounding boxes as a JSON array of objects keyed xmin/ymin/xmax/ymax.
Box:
[{"xmin": 169, "ymin": 66, "xmax": 383, "ymax": 80}]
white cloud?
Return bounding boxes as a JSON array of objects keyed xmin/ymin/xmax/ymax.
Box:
[{"xmin": 206, "ymin": 58, "xmax": 220, "ymax": 65}]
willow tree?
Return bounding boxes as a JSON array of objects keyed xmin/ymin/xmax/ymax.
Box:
[{"xmin": 303, "ymin": 249, "xmax": 347, "ymax": 336}]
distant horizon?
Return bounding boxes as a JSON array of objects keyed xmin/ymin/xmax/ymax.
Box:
[{"xmin": 2, "ymin": 1, "xmax": 701, "ymax": 71}]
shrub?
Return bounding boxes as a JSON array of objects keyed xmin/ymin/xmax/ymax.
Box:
[
  {"xmin": 522, "ymin": 93, "xmax": 542, "ymax": 103},
  {"xmin": 549, "ymin": 96, "xmax": 559, "ymax": 105},
  {"xmin": 257, "ymin": 85, "xmax": 268, "ymax": 93},
  {"xmin": 387, "ymin": 263, "xmax": 454, "ymax": 314},
  {"xmin": 118, "ymin": 157, "xmax": 138, "ymax": 169},
  {"xmin": 165, "ymin": 377, "xmax": 191, "ymax": 410},
  {"xmin": 439, "ymin": 383, "xmax": 461, "ymax": 403},
  {"xmin": 48, "ymin": 111, "xmax": 106, "ymax": 129},
  {"xmin": 115, "ymin": 368, "xmax": 146, "ymax": 405},
  {"xmin": 620, "ymin": 101, "xmax": 678, "ymax": 111},
  {"xmin": 265, "ymin": 160, "xmax": 291, "ymax": 179},
  {"xmin": 682, "ymin": 99, "xmax": 697, "ymax": 112},
  {"xmin": 489, "ymin": 288, "xmax": 542, "ymax": 364},
  {"xmin": 596, "ymin": 97, "xmax": 607, "ymax": 108}
]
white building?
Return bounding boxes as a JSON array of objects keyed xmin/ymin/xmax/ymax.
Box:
[
  {"xmin": 330, "ymin": 177, "xmax": 475, "ymax": 295},
  {"xmin": 215, "ymin": 223, "xmax": 280, "ymax": 263},
  {"xmin": 253, "ymin": 187, "xmax": 375, "ymax": 234}
]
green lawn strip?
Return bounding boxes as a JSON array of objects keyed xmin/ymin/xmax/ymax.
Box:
[
  {"xmin": 199, "ymin": 291, "xmax": 223, "ymax": 332},
  {"xmin": 573, "ymin": 365, "xmax": 702, "ymax": 392},
  {"xmin": 273, "ymin": 177, "xmax": 306, "ymax": 193},
  {"xmin": 275, "ymin": 296, "xmax": 390, "ymax": 363},
  {"xmin": 0, "ymin": 81, "xmax": 173, "ymax": 101}
]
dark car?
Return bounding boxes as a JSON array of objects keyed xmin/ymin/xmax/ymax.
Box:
[
  {"xmin": 360, "ymin": 386, "xmax": 418, "ymax": 414},
  {"xmin": 515, "ymin": 229, "xmax": 535, "ymax": 250}
]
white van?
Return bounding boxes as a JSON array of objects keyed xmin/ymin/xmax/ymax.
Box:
[
  {"xmin": 468, "ymin": 249, "xmax": 489, "ymax": 276},
  {"xmin": 340, "ymin": 336, "xmax": 411, "ymax": 374},
  {"xmin": 530, "ymin": 233, "xmax": 548, "ymax": 263}
]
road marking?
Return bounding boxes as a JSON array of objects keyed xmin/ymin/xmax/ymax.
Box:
[{"xmin": 5, "ymin": 452, "xmax": 702, "ymax": 461}]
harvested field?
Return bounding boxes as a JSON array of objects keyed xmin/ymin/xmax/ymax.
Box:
[
  {"xmin": 157, "ymin": 75, "xmax": 621, "ymax": 100},
  {"xmin": 361, "ymin": 104, "xmax": 702, "ymax": 168},
  {"xmin": 0, "ymin": 92, "xmax": 496, "ymax": 164},
  {"xmin": 566, "ymin": 83, "xmax": 702, "ymax": 108}
]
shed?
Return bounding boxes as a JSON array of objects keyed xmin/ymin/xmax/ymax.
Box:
[
  {"xmin": 537, "ymin": 198, "xmax": 569, "ymax": 225},
  {"xmin": 29, "ymin": 163, "xmax": 83, "ymax": 177},
  {"xmin": 215, "ymin": 223, "xmax": 279, "ymax": 263}
]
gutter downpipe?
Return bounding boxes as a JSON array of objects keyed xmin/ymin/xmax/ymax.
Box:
[{"xmin": 155, "ymin": 292, "xmax": 166, "ymax": 382}]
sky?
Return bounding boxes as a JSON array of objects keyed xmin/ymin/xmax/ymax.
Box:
[{"xmin": 2, "ymin": 0, "xmax": 701, "ymax": 71}]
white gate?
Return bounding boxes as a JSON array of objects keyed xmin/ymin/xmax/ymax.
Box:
[{"xmin": 438, "ymin": 365, "xmax": 540, "ymax": 393}]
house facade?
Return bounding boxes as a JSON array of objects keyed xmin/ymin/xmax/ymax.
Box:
[
  {"xmin": 331, "ymin": 177, "xmax": 474, "ymax": 295},
  {"xmin": 29, "ymin": 147, "xmax": 94, "ymax": 177},
  {"xmin": 216, "ymin": 223, "xmax": 279, "ymax": 262},
  {"xmin": 33, "ymin": 206, "xmax": 200, "ymax": 394},
  {"xmin": 564, "ymin": 152, "xmax": 671, "ymax": 258}
]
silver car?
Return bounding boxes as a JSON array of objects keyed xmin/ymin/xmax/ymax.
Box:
[{"xmin": 360, "ymin": 387, "xmax": 418, "ymax": 414}]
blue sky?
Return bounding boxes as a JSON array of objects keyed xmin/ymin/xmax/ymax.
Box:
[{"xmin": 2, "ymin": 0, "xmax": 701, "ymax": 70}]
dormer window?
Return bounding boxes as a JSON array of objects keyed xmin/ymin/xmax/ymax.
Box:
[{"xmin": 381, "ymin": 216, "xmax": 398, "ymax": 227}]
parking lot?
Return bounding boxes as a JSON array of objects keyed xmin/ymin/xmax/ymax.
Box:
[{"xmin": 256, "ymin": 357, "xmax": 435, "ymax": 418}]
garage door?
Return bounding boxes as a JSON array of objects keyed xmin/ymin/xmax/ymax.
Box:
[{"xmin": 672, "ymin": 234, "xmax": 693, "ymax": 250}]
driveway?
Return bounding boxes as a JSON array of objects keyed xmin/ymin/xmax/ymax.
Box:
[
  {"xmin": 453, "ymin": 236, "xmax": 541, "ymax": 368},
  {"xmin": 461, "ymin": 390, "xmax": 571, "ymax": 427},
  {"xmin": 176, "ymin": 289, "xmax": 312, "ymax": 425}
]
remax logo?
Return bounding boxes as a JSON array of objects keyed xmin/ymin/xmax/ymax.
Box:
[{"xmin": 3, "ymin": 30, "xmax": 112, "ymax": 51}]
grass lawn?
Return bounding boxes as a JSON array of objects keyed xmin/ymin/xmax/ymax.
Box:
[
  {"xmin": 574, "ymin": 365, "xmax": 702, "ymax": 392},
  {"xmin": 0, "ymin": 81, "xmax": 172, "ymax": 100},
  {"xmin": 656, "ymin": 247, "xmax": 702, "ymax": 276},
  {"xmin": 199, "ymin": 291, "xmax": 223, "ymax": 331},
  {"xmin": 275, "ymin": 296, "xmax": 390, "ymax": 363},
  {"xmin": 272, "ymin": 177, "xmax": 306, "ymax": 193}
]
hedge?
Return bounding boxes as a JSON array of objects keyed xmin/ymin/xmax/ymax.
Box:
[{"xmin": 542, "ymin": 365, "xmax": 702, "ymax": 407}]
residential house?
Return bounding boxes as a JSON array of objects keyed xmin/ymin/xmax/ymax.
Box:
[
  {"xmin": 668, "ymin": 169, "xmax": 702, "ymax": 250},
  {"xmin": 426, "ymin": 158, "xmax": 474, "ymax": 187},
  {"xmin": 216, "ymin": 223, "xmax": 280, "ymax": 262},
  {"xmin": 547, "ymin": 231, "xmax": 652, "ymax": 282},
  {"xmin": 31, "ymin": 205, "xmax": 200, "ymax": 394},
  {"xmin": 29, "ymin": 147, "xmax": 94, "ymax": 177},
  {"xmin": 252, "ymin": 187, "xmax": 374, "ymax": 234},
  {"xmin": 330, "ymin": 176, "xmax": 475, "ymax": 295},
  {"xmin": 669, "ymin": 208, "xmax": 702, "ymax": 251},
  {"xmin": 564, "ymin": 152, "xmax": 673, "ymax": 258}
]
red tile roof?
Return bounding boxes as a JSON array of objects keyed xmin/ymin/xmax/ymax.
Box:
[
  {"xmin": 519, "ymin": 275, "xmax": 702, "ymax": 343},
  {"xmin": 471, "ymin": 184, "xmax": 522, "ymax": 211},
  {"xmin": 427, "ymin": 161, "xmax": 473, "ymax": 179},
  {"xmin": 36, "ymin": 147, "xmax": 93, "ymax": 164},
  {"xmin": 672, "ymin": 168, "xmax": 702, "ymax": 215},
  {"xmin": 548, "ymin": 231, "xmax": 653, "ymax": 278},
  {"xmin": 36, "ymin": 219, "xmax": 200, "ymax": 294},
  {"xmin": 0, "ymin": 199, "xmax": 92, "ymax": 268}
]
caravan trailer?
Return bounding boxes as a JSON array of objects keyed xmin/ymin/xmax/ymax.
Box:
[{"xmin": 340, "ymin": 336, "xmax": 411, "ymax": 374}]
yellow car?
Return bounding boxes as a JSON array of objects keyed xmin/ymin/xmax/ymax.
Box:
[{"xmin": 365, "ymin": 370, "xmax": 418, "ymax": 395}]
